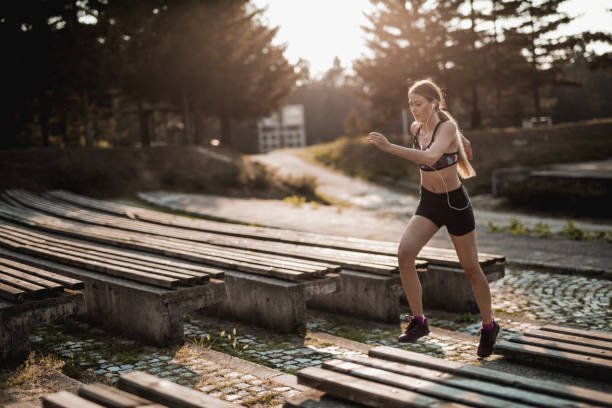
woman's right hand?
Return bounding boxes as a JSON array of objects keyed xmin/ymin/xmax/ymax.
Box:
[{"xmin": 367, "ymin": 132, "xmax": 391, "ymax": 151}]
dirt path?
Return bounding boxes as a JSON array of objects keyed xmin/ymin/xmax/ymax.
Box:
[{"xmin": 249, "ymin": 148, "xmax": 612, "ymax": 234}]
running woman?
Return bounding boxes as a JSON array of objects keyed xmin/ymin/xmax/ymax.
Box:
[{"xmin": 367, "ymin": 79, "xmax": 500, "ymax": 358}]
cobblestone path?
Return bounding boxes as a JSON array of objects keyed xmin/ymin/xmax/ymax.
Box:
[
  {"xmin": 488, "ymin": 267, "xmax": 611, "ymax": 331},
  {"xmin": 22, "ymin": 266, "xmax": 611, "ymax": 405}
]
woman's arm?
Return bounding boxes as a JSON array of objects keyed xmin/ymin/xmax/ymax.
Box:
[{"xmin": 368, "ymin": 122, "xmax": 456, "ymax": 167}]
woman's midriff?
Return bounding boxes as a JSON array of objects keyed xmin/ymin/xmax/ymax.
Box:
[{"xmin": 419, "ymin": 164, "xmax": 461, "ymax": 193}]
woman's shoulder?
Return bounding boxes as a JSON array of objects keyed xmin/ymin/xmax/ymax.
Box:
[{"xmin": 438, "ymin": 120, "xmax": 457, "ymax": 136}]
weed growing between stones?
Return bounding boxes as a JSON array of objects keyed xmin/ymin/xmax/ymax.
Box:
[
  {"xmin": 191, "ymin": 328, "xmax": 250, "ymax": 355},
  {"xmin": 3, "ymin": 352, "xmax": 63, "ymax": 389},
  {"xmin": 488, "ymin": 219, "xmax": 611, "ymax": 242}
]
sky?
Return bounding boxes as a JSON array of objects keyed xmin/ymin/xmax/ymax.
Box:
[{"xmin": 252, "ymin": 0, "xmax": 612, "ymax": 78}]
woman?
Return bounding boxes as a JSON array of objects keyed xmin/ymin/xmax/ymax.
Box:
[{"xmin": 367, "ymin": 79, "xmax": 499, "ymax": 358}]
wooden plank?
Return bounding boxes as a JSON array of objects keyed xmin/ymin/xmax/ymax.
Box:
[
  {"xmin": 495, "ymin": 341, "xmax": 612, "ymax": 377},
  {"xmin": 0, "ymin": 281, "xmax": 25, "ymax": 303},
  {"xmin": 339, "ymin": 355, "xmax": 582, "ymax": 408},
  {"xmin": 0, "ymin": 222, "xmax": 222, "ymax": 280},
  {"xmin": 369, "ymin": 346, "xmax": 612, "ymax": 407},
  {"xmin": 17, "ymin": 190, "xmax": 505, "ymax": 270},
  {"xmin": 0, "ymin": 272, "xmax": 49, "ymax": 298},
  {"xmin": 509, "ymin": 335, "xmax": 612, "ymax": 360},
  {"xmin": 540, "ymin": 325, "xmax": 612, "ymax": 343},
  {"xmin": 0, "ymin": 256, "xmax": 84, "ymax": 289},
  {"xmin": 117, "ymin": 370, "xmax": 239, "ymax": 408},
  {"xmin": 78, "ymin": 383, "xmax": 166, "ymax": 408},
  {"xmin": 0, "ymin": 235, "xmax": 180, "ymax": 288},
  {"xmin": 43, "ymin": 390, "xmax": 107, "ymax": 408},
  {"xmin": 49, "ymin": 191, "xmax": 506, "ymax": 264},
  {"xmin": 322, "ymin": 359, "xmax": 534, "ymax": 408},
  {"xmin": 297, "ymin": 366, "xmax": 468, "ymax": 408},
  {"xmin": 0, "ymin": 229, "xmax": 204, "ymax": 285},
  {"xmin": 0, "ymin": 205, "xmax": 313, "ymax": 282},
  {"xmin": 0, "ymin": 265, "xmax": 64, "ymax": 294},
  {"xmin": 1, "ymin": 200, "xmax": 331, "ymax": 277},
  {"xmin": 10, "ymin": 192, "xmax": 402, "ymax": 275},
  {"xmin": 523, "ymin": 329, "xmax": 612, "ymax": 351}
]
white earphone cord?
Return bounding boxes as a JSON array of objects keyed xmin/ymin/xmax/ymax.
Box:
[{"xmin": 421, "ymin": 106, "xmax": 470, "ymax": 211}]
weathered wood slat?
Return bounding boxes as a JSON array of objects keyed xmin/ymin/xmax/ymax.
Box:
[
  {"xmin": 0, "ymin": 264, "xmax": 64, "ymax": 294},
  {"xmin": 78, "ymin": 383, "xmax": 166, "ymax": 408},
  {"xmin": 509, "ymin": 335, "xmax": 612, "ymax": 360},
  {"xmin": 0, "ymin": 222, "xmax": 222, "ymax": 279},
  {"xmin": 0, "ymin": 256, "xmax": 84, "ymax": 290},
  {"xmin": 339, "ymin": 355, "xmax": 580, "ymax": 408},
  {"xmin": 0, "ymin": 202, "xmax": 392, "ymax": 279},
  {"xmin": 0, "ymin": 271, "xmax": 49, "ymax": 298},
  {"xmin": 322, "ymin": 359, "xmax": 534, "ymax": 408},
  {"xmin": 48, "ymin": 190, "xmax": 505, "ymax": 265},
  {"xmin": 523, "ymin": 329, "xmax": 612, "ymax": 351},
  {"xmin": 3, "ymin": 193, "xmax": 334, "ymax": 276},
  {"xmin": 540, "ymin": 324, "xmax": 612, "ymax": 343},
  {"xmin": 0, "ymin": 281, "xmax": 25, "ymax": 303},
  {"xmin": 117, "ymin": 370, "xmax": 239, "ymax": 408},
  {"xmin": 42, "ymin": 390, "xmax": 107, "ymax": 408},
  {"xmin": 0, "ymin": 227, "xmax": 205, "ymax": 285},
  {"xmin": 495, "ymin": 341, "xmax": 612, "ymax": 376},
  {"xmin": 369, "ymin": 346, "xmax": 612, "ymax": 407},
  {"xmin": 15, "ymin": 192, "xmax": 405, "ymax": 274},
  {"xmin": 0, "ymin": 206, "xmax": 310, "ymax": 282},
  {"xmin": 297, "ymin": 366, "xmax": 467, "ymax": 408},
  {"xmin": 0, "ymin": 234, "xmax": 180, "ymax": 288}
]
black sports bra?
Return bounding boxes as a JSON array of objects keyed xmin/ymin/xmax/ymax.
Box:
[{"xmin": 413, "ymin": 121, "xmax": 459, "ymax": 171}]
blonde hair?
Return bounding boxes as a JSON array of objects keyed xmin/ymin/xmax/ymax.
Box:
[{"xmin": 408, "ymin": 79, "xmax": 476, "ymax": 179}]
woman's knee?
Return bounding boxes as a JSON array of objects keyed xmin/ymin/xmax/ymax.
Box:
[
  {"xmin": 463, "ymin": 264, "xmax": 485, "ymax": 282},
  {"xmin": 398, "ymin": 243, "xmax": 419, "ymax": 264}
]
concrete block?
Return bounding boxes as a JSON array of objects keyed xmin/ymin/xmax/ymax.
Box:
[
  {"xmin": 0, "ymin": 251, "xmax": 227, "ymax": 346},
  {"xmin": 417, "ymin": 263, "xmax": 505, "ymax": 313},
  {"xmin": 202, "ymin": 271, "xmax": 339, "ymax": 334},
  {"xmin": 307, "ymin": 270, "xmax": 404, "ymax": 323},
  {"xmin": 1, "ymin": 291, "xmax": 85, "ymax": 362}
]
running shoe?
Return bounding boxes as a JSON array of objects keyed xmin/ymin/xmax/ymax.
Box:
[
  {"xmin": 398, "ymin": 317, "xmax": 430, "ymax": 343},
  {"xmin": 477, "ymin": 321, "xmax": 500, "ymax": 358}
]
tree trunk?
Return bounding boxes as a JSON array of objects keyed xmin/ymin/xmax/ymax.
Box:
[
  {"xmin": 61, "ymin": 109, "xmax": 69, "ymax": 147},
  {"xmin": 193, "ymin": 110, "xmax": 205, "ymax": 146},
  {"xmin": 219, "ymin": 114, "xmax": 232, "ymax": 147},
  {"xmin": 137, "ymin": 98, "xmax": 150, "ymax": 147},
  {"xmin": 39, "ymin": 91, "xmax": 49, "ymax": 147},
  {"xmin": 80, "ymin": 89, "xmax": 94, "ymax": 147},
  {"xmin": 181, "ymin": 88, "xmax": 192, "ymax": 145},
  {"xmin": 533, "ymin": 83, "xmax": 541, "ymax": 116},
  {"xmin": 471, "ymin": 85, "xmax": 481, "ymax": 129},
  {"xmin": 469, "ymin": 0, "xmax": 481, "ymax": 128}
]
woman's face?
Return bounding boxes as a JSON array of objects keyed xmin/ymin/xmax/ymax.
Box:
[{"xmin": 408, "ymin": 92, "xmax": 434, "ymax": 123}]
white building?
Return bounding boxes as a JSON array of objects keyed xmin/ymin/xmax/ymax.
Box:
[{"xmin": 257, "ymin": 105, "xmax": 306, "ymax": 153}]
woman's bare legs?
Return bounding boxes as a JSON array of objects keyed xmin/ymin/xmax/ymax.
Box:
[
  {"xmin": 450, "ymin": 230, "xmax": 493, "ymax": 324},
  {"xmin": 397, "ymin": 215, "xmax": 440, "ymax": 316}
]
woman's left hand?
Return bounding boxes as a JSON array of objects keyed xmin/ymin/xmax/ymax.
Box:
[{"xmin": 367, "ymin": 132, "xmax": 391, "ymax": 151}]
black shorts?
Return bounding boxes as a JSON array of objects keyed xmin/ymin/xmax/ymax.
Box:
[{"xmin": 415, "ymin": 185, "xmax": 475, "ymax": 236}]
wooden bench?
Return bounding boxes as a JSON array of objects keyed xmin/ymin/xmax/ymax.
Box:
[
  {"xmin": 0, "ymin": 258, "xmax": 85, "ymax": 361},
  {"xmin": 50, "ymin": 189, "xmax": 504, "ymax": 314},
  {"xmin": 495, "ymin": 324, "xmax": 612, "ymax": 377},
  {"xmin": 51, "ymin": 189, "xmax": 505, "ymax": 314},
  {"xmin": 0, "ymin": 197, "xmax": 339, "ymax": 334},
  {"xmin": 0, "ymin": 214, "xmax": 227, "ymax": 345},
  {"xmin": 41, "ymin": 370, "xmax": 239, "ymax": 408},
  {"xmin": 287, "ymin": 345, "xmax": 612, "ymax": 408}
]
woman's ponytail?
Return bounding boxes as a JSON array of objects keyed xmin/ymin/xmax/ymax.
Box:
[{"xmin": 438, "ymin": 109, "xmax": 476, "ymax": 179}]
